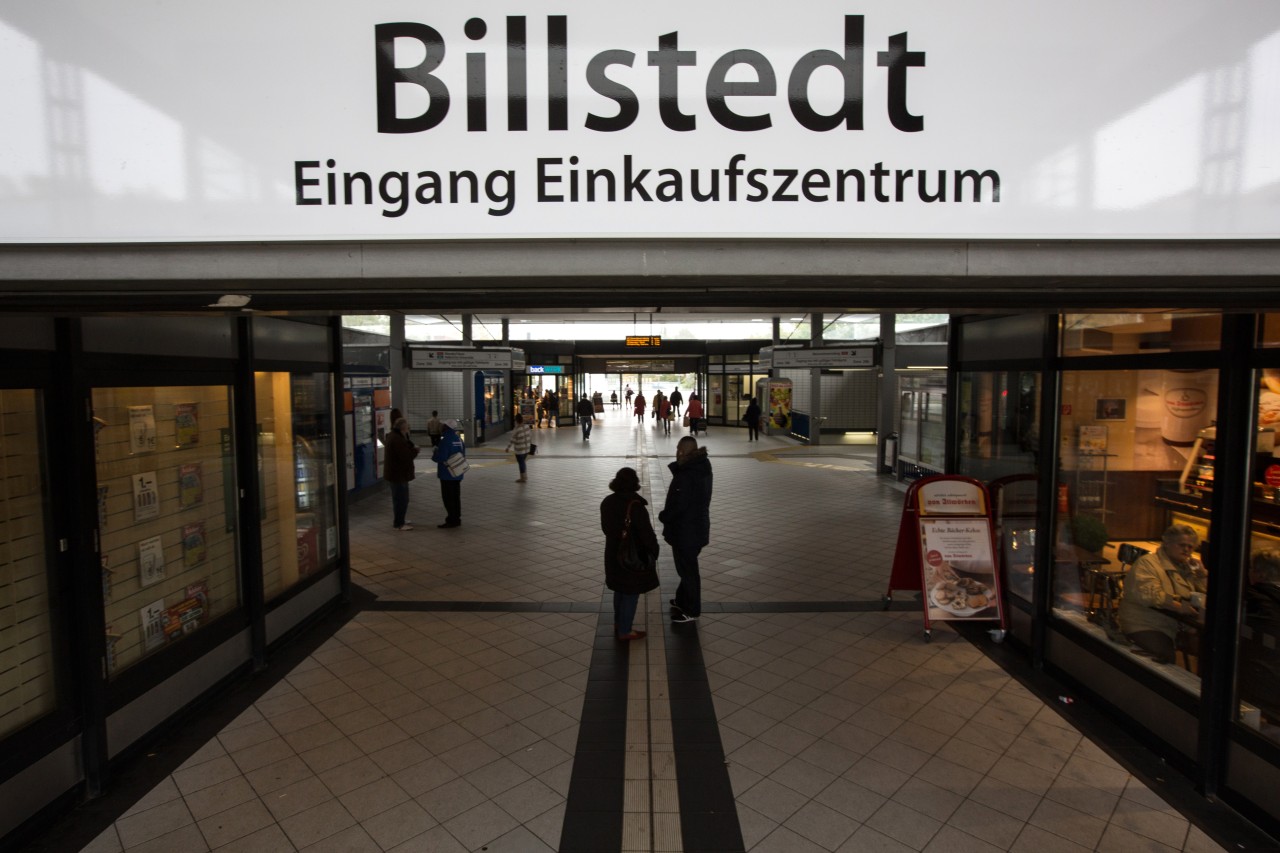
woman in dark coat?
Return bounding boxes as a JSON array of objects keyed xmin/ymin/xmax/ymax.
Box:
[
  {"xmin": 743, "ymin": 396, "xmax": 762, "ymax": 441},
  {"xmin": 383, "ymin": 417, "xmax": 419, "ymax": 530},
  {"xmin": 600, "ymin": 467, "xmax": 660, "ymax": 640}
]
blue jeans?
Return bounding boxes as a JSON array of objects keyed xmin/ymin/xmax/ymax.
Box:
[
  {"xmin": 390, "ymin": 481, "xmax": 409, "ymax": 528},
  {"xmin": 614, "ymin": 592, "xmax": 639, "ymax": 635},
  {"xmin": 515, "ymin": 453, "xmax": 527, "ymax": 474},
  {"xmin": 581, "ymin": 416, "xmax": 592, "ymax": 438},
  {"xmin": 671, "ymin": 543, "xmax": 702, "ymax": 616}
]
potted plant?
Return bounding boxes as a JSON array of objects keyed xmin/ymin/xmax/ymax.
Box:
[{"xmin": 1070, "ymin": 514, "xmax": 1109, "ymax": 554}]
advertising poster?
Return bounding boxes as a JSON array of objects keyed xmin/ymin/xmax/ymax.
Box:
[
  {"xmin": 174, "ymin": 403, "xmax": 200, "ymax": 447},
  {"xmin": 138, "ymin": 535, "xmax": 166, "ymax": 588},
  {"xmin": 916, "ymin": 479, "xmax": 986, "ymax": 516},
  {"xmin": 297, "ymin": 525, "xmax": 319, "ymax": 577},
  {"xmin": 182, "ymin": 522, "xmax": 207, "ymax": 568},
  {"xmin": 128, "ymin": 405, "xmax": 157, "ymax": 454},
  {"xmin": 163, "ymin": 581, "xmax": 209, "ymax": 641},
  {"xmin": 132, "ymin": 471, "xmax": 160, "ymax": 522},
  {"xmin": 105, "ymin": 626, "xmax": 122, "ymax": 674},
  {"xmin": 919, "ymin": 517, "xmax": 999, "ymax": 622},
  {"xmin": 179, "ymin": 463, "xmax": 204, "ymax": 508},
  {"xmin": 768, "ymin": 382, "xmax": 792, "ymax": 432},
  {"xmin": 1078, "ymin": 424, "xmax": 1108, "ymax": 452},
  {"xmin": 140, "ymin": 598, "xmax": 167, "ymax": 653}
]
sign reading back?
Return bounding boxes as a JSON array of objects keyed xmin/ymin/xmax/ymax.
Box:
[{"xmin": 3, "ymin": 2, "xmax": 1278, "ymax": 242}]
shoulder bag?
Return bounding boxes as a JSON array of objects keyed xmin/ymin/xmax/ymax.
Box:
[
  {"xmin": 445, "ymin": 452, "xmax": 469, "ymax": 476},
  {"xmin": 618, "ymin": 501, "xmax": 659, "ymax": 589}
]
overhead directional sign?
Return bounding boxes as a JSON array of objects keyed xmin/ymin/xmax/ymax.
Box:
[
  {"xmin": 409, "ymin": 348, "xmax": 519, "ymax": 369},
  {"xmin": 765, "ymin": 347, "xmax": 877, "ymax": 368}
]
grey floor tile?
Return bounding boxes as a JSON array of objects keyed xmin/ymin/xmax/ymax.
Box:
[
  {"xmin": 196, "ymin": 799, "xmax": 275, "ymax": 849},
  {"xmin": 72, "ymin": 439, "xmax": 1236, "ymax": 853},
  {"xmin": 360, "ymin": 800, "xmax": 438, "ymax": 850},
  {"xmin": 441, "ymin": 801, "xmax": 520, "ymax": 851},
  {"xmin": 279, "ymin": 800, "xmax": 356, "ymax": 849},
  {"xmin": 114, "ymin": 799, "xmax": 195, "ymax": 849}
]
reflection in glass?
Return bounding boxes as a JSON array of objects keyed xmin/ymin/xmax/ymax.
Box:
[
  {"xmin": 1061, "ymin": 313, "xmax": 1221, "ymax": 357},
  {"xmin": 957, "ymin": 371, "xmax": 1041, "ymax": 602},
  {"xmin": 0, "ymin": 389, "xmax": 57, "ymax": 737},
  {"xmin": 1237, "ymin": 368, "xmax": 1280, "ymax": 740},
  {"xmin": 256, "ymin": 373, "xmax": 340, "ymax": 601}
]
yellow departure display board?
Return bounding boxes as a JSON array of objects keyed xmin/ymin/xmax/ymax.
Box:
[{"xmin": 625, "ymin": 336, "xmax": 662, "ymax": 347}]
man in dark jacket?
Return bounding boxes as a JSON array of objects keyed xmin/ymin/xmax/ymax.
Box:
[
  {"xmin": 577, "ymin": 393, "xmax": 596, "ymax": 439},
  {"xmin": 659, "ymin": 436, "xmax": 712, "ymax": 623},
  {"xmin": 383, "ymin": 417, "xmax": 419, "ymax": 530}
]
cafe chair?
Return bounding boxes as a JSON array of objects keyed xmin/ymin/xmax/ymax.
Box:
[
  {"xmin": 1094, "ymin": 543, "xmax": 1150, "ymax": 635},
  {"xmin": 1117, "ymin": 542, "xmax": 1150, "ymax": 567}
]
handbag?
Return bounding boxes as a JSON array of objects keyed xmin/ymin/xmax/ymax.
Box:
[
  {"xmin": 529, "ymin": 443, "xmax": 537, "ymax": 455},
  {"xmin": 617, "ymin": 501, "xmax": 658, "ymax": 588},
  {"xmin": 682, "ymin": 414, "xmax": 690, "ymax": 427},
  {"xmin": 445, "ymin": 452, "xmax": 469, "ymax": 476}
]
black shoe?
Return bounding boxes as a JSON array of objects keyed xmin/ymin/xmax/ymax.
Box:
[
  {"xmin": 672, "ymin": 613, "xmax": 698, "ymax": 624},
  {"xmin": 438, "ymin": 521, "xmax": 461, "ymax": 528}
]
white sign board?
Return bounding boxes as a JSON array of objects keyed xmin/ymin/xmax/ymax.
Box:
[
  {"xmin": 410, "ymin": 348, "xmax": 515, "ymax": 369},
  {"xmin": 770, "ymin": 347, "xmax": 876, "ymax": 368},
  {"xmin": 2, "ymin": 2, "xmax": 1279, "ymax": 242},
  {"xmin": 917, "ymin": 479, "xmax": 986, "ymax": 516}
]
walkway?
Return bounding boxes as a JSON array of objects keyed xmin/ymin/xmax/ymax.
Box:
[{"xmin": 60, "ymin": 405, "xmax": 1252, "ymax": 852}]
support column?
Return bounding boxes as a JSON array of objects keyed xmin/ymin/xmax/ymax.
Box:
[
  {"xmin": 462, "ymin": 315, "xmax": 474, "ymax": 440},
  {"xmin": 879, "ymin": 314, "xmax": 897, "ymax": 472},
  {"xmin": 810, "ymin": 313, "xmax": 823, "ymax": 446},
  {"xmin": 389, "ymin": 313, "xmax": 406, "ymax": 415}
]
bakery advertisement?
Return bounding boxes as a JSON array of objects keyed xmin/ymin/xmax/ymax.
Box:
[{"xmin": 919, "ymin": 518, "xmax": 1000, "ymax": 621}]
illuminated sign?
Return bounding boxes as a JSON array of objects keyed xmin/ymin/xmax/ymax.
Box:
[
  {"xmin": 528, "ymin": 365, "xmax": 565, "ymax": 374},
  {"xmin": 410, "ymin": 348, "xmax": 516, "ymax": 369},
  {"xmin": 604, "ymin": 360, "xmax": 675, "ymax": 372},
  {"xmin": 767, "ymin": 347, "xmax": 876, "ymax": 368},
  {"xmin": 625, "ymin": 336, "xmax": 662, "ymax": 347}
]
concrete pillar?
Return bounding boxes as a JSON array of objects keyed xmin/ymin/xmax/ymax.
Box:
[
  {"xmin": 879, "ymin": 313, "xmax": 897, "ymax": 472},
  {"xmin": 461, "ymin": 314, "xmax": 474, "ymax": 438},
  {"xmin": 810, "ymin": 313, "xmax": 823, "ymax": 446},
  {"xmin": 390, "ymin": 313, "xmax": 406, "ymax": 415}
]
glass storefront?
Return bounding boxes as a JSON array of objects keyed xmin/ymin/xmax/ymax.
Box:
[
  {"xmin": 256, "ymin": 372, "xmax": 341, "ymax": 601},
  {"xmin": 93, "ymin": 385, "xmax": 240, "ymax": 676},
  {"xmin": 898, "ymin": 373, "xmax": 947, "ymax": 475},
  {"xmin": 0, "ymin": 389, "xmax": 56, "ymax": 738},
  {"xmin": 1237, "ymin": 363, "xmax": 1280, "ymax": 743},
  {"xmin": 957, "ymin": 370, "xmax": 1042, "ymax": 603},
  {"xmin": 1050, "ymin": 366, "xmax": 1217, "ymax": 694}
]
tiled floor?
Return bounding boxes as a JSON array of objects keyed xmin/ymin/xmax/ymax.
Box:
[{"xmin": 72, "ymin": 409, "xmax": 1245, "ymax": 851}]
